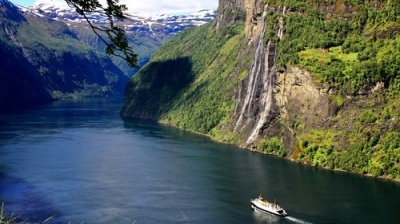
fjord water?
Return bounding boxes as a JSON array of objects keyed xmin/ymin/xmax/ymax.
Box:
[{"xmin": 0, "ymin": 98, "xmax": 399, "ymax": 224}]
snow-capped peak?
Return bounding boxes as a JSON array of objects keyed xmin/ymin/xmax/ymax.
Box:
[{"xmin": 27, "ymin": 2, "xmax": 215, "ymax": 37}]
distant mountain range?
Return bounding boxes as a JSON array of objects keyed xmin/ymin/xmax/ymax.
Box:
[{"xmin": 26, "ymin": 2, "xmax": 215, "ymax": 37}]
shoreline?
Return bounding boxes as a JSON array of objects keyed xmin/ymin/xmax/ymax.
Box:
[{"xmin": 157, "ymin": 119, "xmax": 400, "ymax": 184}]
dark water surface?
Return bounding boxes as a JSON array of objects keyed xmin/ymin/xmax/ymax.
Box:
[{"xmin": 0, "ymin": 98, "xmax": 399, "ymax": 224}]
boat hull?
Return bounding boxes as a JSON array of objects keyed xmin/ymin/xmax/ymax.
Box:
[{"xmin": 251, "ymin": 199, "xmax": 288, "ymax": 217}]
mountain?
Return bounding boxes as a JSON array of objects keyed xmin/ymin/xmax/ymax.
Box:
[
  {"xmin": 0, "ymin": 0, "xmax": 129, "ymax": 113},
  {"xmin": 24, "ymin": 1, "xmax": 216, "ymax": 77},
  {"xmin": 121, "ymin": 0, "xmax": 400, "ymax": 181},
  {"xmin": 28, "ymin": 2, "xmax": 215, "ymax": 37}
]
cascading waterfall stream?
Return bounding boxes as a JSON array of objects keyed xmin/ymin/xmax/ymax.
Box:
[
  {"xmin": 234, "ymin": 4, "xmax": 285, "ymax": 144},
  {"xmin": 247, "ymin": 6, "xmax": 284, "ymax": 144},
  {"xmin": 246, "ymin": 40, "xmax": 276, "ymax": 144},
  {"xmin": 234, "ymin": 4, "xmax": 269, "ymax": 132},
  {"xmin": 278, "ymin": 6, "xmax": 286, "ymax": 39}
]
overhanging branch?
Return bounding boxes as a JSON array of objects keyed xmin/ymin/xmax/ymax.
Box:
[{"xmin": 65, "ymin": 0, "xmax": 138, "ymax": 67}]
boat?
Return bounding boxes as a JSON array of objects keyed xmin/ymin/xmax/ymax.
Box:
[{"xmin": 250, "ymin": 195, "xmax": 288, "ymax": 217}]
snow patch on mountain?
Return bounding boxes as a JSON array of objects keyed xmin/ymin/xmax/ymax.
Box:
[{"xmin": 26, "ymin": 2, "xmax": 215, "ymax": 36}]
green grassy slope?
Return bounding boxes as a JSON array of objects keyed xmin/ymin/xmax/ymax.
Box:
[{"xmin": 122, "ymin": 22, "xmax": 245, "ymax": 136}]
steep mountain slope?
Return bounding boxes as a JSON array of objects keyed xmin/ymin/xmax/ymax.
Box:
[
  {"xmin": 122, "ymin": 0, "xmax": 400, "ymax": 181},
  {"xmin": 0, "ymin": 0, "xmax": 128, "ymax": 113},
  {"xmin": 0, "ymin": 0, "xmax": 53, "ymax": 111}
]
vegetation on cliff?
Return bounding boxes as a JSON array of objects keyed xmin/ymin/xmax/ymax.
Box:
[
  {"xmin": 122, "ymin": 0, "xmax": 400, "ymax": 180},
  {"xmin": 122, "ymin": 22, "xmax": 245, "ymax": 136},
  {"xmin": 265, "ymin": 0, "xmax": 400, "ymax": 92},
  {"xmin": 263, "ymin": 0, "xmax": 400, "ymax": 179}
]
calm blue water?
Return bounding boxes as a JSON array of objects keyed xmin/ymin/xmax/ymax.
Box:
[{"xmin": 0, "ymin": 98, "xmax": 399, "ymax": 224}]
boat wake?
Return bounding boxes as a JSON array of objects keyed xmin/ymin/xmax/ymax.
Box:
[{"xmin": 285, "ymin": 216, "xmax": 312, "ymax": 224}]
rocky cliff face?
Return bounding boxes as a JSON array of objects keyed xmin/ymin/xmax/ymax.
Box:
[
  {"xmin": 230, "ymin": 1, "xmax": 337, "ymax": 148},
  {"xmin": 214, "ymin": 0, "xmax": 245, "ymax": 29},
  {"xmin": 243, "ymin": 0, "xmax": 263, "ymax": 39},
  {"xmin": 274, "ymin": 67, "xmax": 338, "ymax": 149}
]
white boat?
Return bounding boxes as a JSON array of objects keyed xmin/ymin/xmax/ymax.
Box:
[{"xmin": 251, "ymin": 195, "xmax": 288, "ymax": 217}]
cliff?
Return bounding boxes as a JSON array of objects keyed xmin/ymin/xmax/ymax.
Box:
[{"xmin": 122, "ymin": 0, "xmax": 400, "ymax": 181}]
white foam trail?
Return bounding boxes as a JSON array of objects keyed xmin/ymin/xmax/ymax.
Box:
[{"xmin": 285, "ymin": 216, "xmax": 313, "ymax": 224}]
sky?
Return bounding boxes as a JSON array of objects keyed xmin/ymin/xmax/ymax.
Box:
[{"xmin": 9, "ymin": 0, "xmax": 219, "ymax": 16}]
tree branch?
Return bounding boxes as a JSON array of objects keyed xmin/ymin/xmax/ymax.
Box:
[{"xmin": 65, "ymin": 0, "xmax": 138, "ymax": 67}]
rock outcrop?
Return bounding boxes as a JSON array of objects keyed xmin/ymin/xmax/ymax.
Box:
[{"xmin": 214, "ymin": 0, "xmax": 245, "ymax": 29}]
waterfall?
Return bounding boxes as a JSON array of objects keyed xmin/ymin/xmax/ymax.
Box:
[
  {"xmin": 277, "ymin": 6, "xmax": 285, "ymax": 39},
  {"xmin": 246, "ymin": 40, "xmax": 277, "ymax": 143},
  {"xmin": 234, "ymin": 4, "xmax": 285, "ymax": 144},
  {"xmin": 246, "ymin": 6, "xmax": 284, "ymax": 144},
  {"xmin": 234, "ymin": 4, "xmax": 268, "ymax": 132}
]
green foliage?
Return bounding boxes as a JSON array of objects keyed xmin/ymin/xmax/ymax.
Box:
[
  {"xmin": 359, "ymin": 109, "xmax": 378, "ymax": 124},
  {"xmin": 122, "ymin": 57, "xmax": 194, "ymax": 118},
  {"xmin": 297, "ymin": 115, "xmax": 400, "ymax": 179},
  {"xmin": 329, "ymin": 131, "xmax": 400, "ymax": 179},
  {"xmin": 371, "ymin": 132, "xmax": 400, "ymax": 179},
  {"xmin": 333, "ymin": 94, "xmax": 346, "ymax": 108},
  {"xmin": 257, "ymin": 137, "xmax": 288, "ymax": 157},
  {"xmin": 122, "ymin": 22, "xmax": 245, "ymax": 135},
  {"xmin": 262, "ymin": 0, "xmax": 400, "ymax": 94},
  {"xmin": 297, "ymin": 130, "xmax": 337, "ymax": 168},
  {"xmin": 333, "ymin": 143, "xmax": 370, "ymax": 174},
  {"xmin": 387, "ymin": 78, "xmax": 400, "ymax": 98}
]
